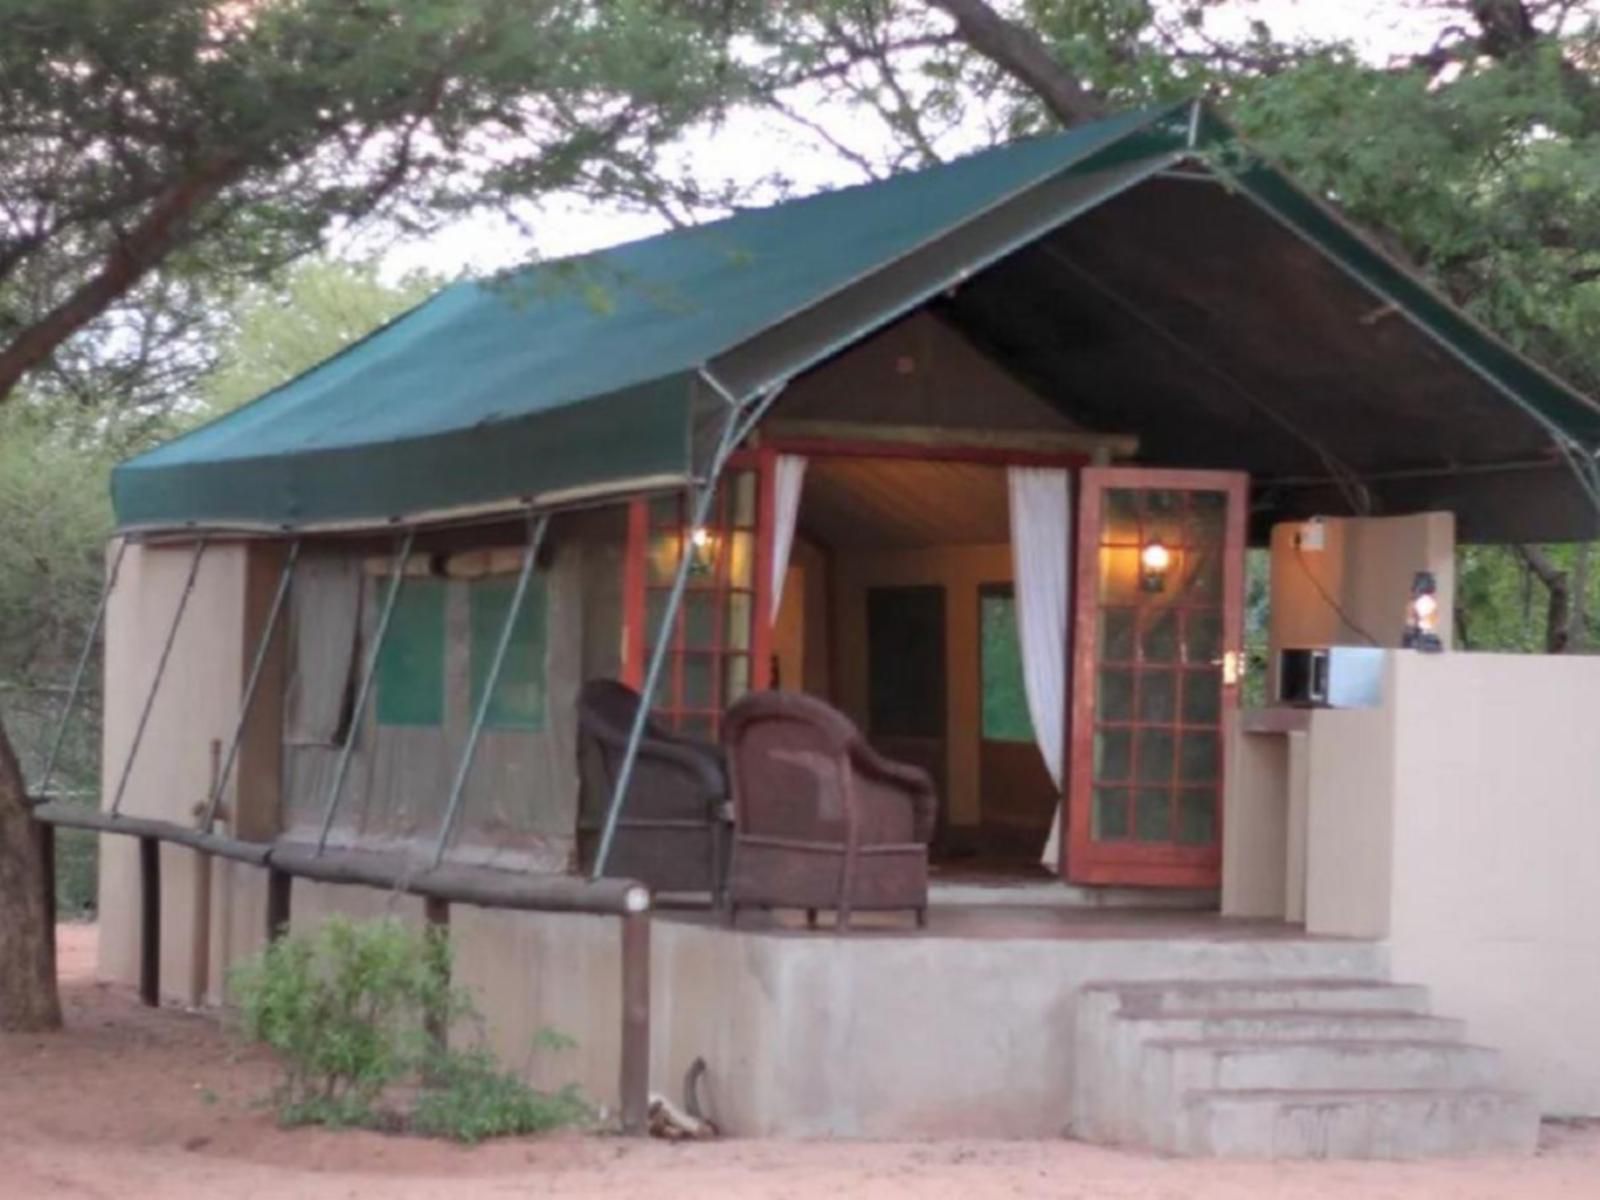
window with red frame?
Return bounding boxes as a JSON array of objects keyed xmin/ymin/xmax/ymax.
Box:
[{"xmin": 628, "ymin": 463, "xmax": 769, "ymax": 738}]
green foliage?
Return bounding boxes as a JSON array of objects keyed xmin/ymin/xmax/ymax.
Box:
[
  {"xmin": 410, "ymin": 1047, "xmax": 588, "ymax": 1144},
  {"xmin": 230, "ymin": 916, "xmax": 588, "ymax": 1140},
  {"xmin": 231, "ymin": 916, "xmax": 460, "ymax": 1123},
  {"xmin": 202, "ymin": 260, "xmax": 441, "ymax": 416}
]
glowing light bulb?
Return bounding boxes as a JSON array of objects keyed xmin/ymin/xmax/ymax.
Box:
[
  {"xmin": 1412, "ymin": 592, "xmax": 1439, "ymax": 623},
  {"xmin": 1141, "ymin": 540, "xmax": 1171, "ymax": 572},
  {"xmin": 690, "ymin": 527, "xmax": 711, "ymax": 550}
]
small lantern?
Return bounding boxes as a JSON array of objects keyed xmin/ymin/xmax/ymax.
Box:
[
  {"xmin": 1401, "ymin": 570, "xmax": 1443, "ymax": 652},
  {"xmin": 1140, "ymin": 538, "xmax": 1172, "ymax": 593},
  {"xmin": 688, "ymin": 526, "xmax": 716, "ymax": 577}
]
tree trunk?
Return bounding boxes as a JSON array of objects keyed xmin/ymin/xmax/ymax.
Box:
[
  {"xmin": 0, "ymin": 718, "xmax": 61, "ymax": 1031},
  {"xmin": 1513, "ymin": 543, "xmax": 1572, "ymax": 654}
]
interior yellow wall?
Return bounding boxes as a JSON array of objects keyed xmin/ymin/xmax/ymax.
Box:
[
  {"xmin": 1269, "ymin": 512, "xmax": 1455, "ymax": 662},
  {"xmin": 832, "ymin": 542, "xmax": 1013, "ymax": 829}
]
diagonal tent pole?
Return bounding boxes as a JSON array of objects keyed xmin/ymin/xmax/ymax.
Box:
[
  {"xmin": 200, "ymin": 539, "xmax": 302, "ymax": 833},
  {"xmin": 110, "ymin": 538, "xmax": 209, "ymax": 817},
  {"xmin": 315, "ymin": 530, "xmax": 416, "ymax": 854},
  {"xmin": 431, "ymin": 511, "xmax": 550, "ymax": 868},
  {"xmin": 36, "ymin": 537, "xmax": 129, "ymax": 800},
  {"xmin": 590, "ymin": 375, "xmax": 788, "ymax": 880}
]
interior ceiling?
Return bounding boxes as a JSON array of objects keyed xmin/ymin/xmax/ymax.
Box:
[
  {"xmin": 923, "ymin": 170, "xmax": 1589, "ymax": 541},
  {"xmin": 799, "ymin": 457, "xmax": 1010, "ymax": 549}
]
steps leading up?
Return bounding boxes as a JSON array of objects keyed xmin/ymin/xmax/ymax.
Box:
[{"xmin": 1071, "ymin": 977, "xmax": 1539, "ymax": 1159}]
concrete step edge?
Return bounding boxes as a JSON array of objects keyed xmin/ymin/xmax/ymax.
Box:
[
  {"xmin": 1180, "ymin": 1085, "xmax": 1536, "ymax": 1106},
  {"xmin": 1117, "ymin": 1009, "xmax": 1462, "ymax": 1026},
  {"xmin": 1145, "ymin": 1037, "xmax": 1498, "ymax": 1056},
  {"xmin": 1083, "ymin": 977, "xmax": 1397, "ymax": 995}
]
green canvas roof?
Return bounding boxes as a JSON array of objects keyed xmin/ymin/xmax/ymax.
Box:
[{"xmin": 112, "ymin": 99, "xmax": 1600, "ymax": 536}]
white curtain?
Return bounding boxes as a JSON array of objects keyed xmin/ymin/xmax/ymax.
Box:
[
  {"xmin": 1006, "ymin": 466, "xmax": 1072, "ymax": 870},
  {"xmin": 769, "ymin": 454, "xmax": 808, "ymax": 624}
]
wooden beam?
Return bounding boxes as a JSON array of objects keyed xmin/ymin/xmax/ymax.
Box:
[
  {"xmin": 759, "ymin": 418, "xmax": 1136, "ymax": 461},
  {"xmin": 30, "ymin": 802, "xmax": 272, "ymax": 866}
]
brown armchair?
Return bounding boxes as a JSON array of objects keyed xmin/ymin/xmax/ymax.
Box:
[
  {"xmin": 721, "ymin": 691, "xmax": 936, "ymax": 930},
  {"xmin": 576, "ymin": 679, "xmax": 727, "ymax": 898}
]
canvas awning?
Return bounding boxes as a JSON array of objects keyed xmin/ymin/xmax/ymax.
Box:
[{"xmin": 112, "ymin": 100, "xmax": 1600, "ymax": 540}]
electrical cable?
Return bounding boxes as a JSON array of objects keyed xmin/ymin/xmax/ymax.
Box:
[{"xmin": 1292, "ymin": 537, "xmax": 1380, "ymax": 647}]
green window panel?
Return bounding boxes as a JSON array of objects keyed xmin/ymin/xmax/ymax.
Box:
[
  {"xmin": 469, "ymin": 574, "xmax": 548, "ymax": 731},
  {"xmin": 376, "ymin": 578, "xmax": 446, "ymax": 727},
  {"xmin": 981, "ymin": 588, "xmax": 1034, "ymax": 743}
]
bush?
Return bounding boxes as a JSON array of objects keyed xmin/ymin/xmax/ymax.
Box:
[{"xmin": 230, "ymin": 916, "xmax": 588, "ymax": 1139}]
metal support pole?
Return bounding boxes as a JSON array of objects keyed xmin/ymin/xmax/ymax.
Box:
[
  {"xmin": 139, "ymin": 835, "xmax": 161, "ymax": 1007},
  {"xmin": 431, "ymin": 513, "xmax": 549, "ymax": 867},
  {"xmin": 591, "ymin": 378, "xmax": 789, "ymax": 879},
  {"xmin": 315, "ymin": 531, "xmax": 415, "ymax": 854},
  {"xmin": 265, "ymin": 867, "xmax": 292, "ymax": 942},
  {"xmin": 202, "ymin": 539, "xmax": 300, "ymax": 833},
  {"xmin": 37, "ymin": 539, "xmax": 128, "ymax": 798},
  {"xmin": 111, "ymin": 538, "xmax": 208, "ymax": 817},
  {"xmin": 618, "ymin": 910, "xmax": 651, "ymax": 1136}
]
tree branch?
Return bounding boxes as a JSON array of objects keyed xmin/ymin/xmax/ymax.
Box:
[
  {"xmin": 0, "ymin": 156, "xmax": 243, "ymax": 401},
  {"xmin": 921, "ymin": 0, "xmax": 1105, "ymax": 126}
]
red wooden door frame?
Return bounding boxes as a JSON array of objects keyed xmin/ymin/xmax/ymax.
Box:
[
  {"xmin": 621, "ymin": 448, "xmax": 777, "ymax": 713},
  {"xmin": 1062, "ymin": 467, "xmax": 1248, "ymax": 888}
]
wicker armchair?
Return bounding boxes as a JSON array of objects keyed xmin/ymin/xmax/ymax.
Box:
[
  {"xmin": 576, "ymin": 679, "xmax": 727, "ymax": 897},
  {"xmin": 721, "ymin": 691, "xmax": 936, "ymax": 930}
]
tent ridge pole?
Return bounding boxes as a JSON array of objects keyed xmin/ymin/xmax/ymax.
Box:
[
  {"xmin": 37, "ymin": 537, "xmax": 128, "ymax": 799},
  {"xmin": 430, "ymin": 511, "xmax": 550, "ymax": 868},
  {"xmin": 110, "ymin": 537, "xmax": 208, "ymax": 817},
  {"xmin": 201, "ymin": 539, "xmax": 301, "ymax": 833},
  {"xmin": 315, "ymin": 530, "xmax": 415, "ymax": 854}
]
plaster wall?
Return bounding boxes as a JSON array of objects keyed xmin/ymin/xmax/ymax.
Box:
[
  {"xmin": 1382, "ymin": 651, "xmax": 1600, "ymax": 1115},
  {"xmin": 1268, "ymin": 512, "xmax": 1455, "ymax": 693},
  {"xmin": 98, "ymin": 539, "xmax": 277, "ymax": 1001}
]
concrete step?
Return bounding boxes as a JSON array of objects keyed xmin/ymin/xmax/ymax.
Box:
[
  {"xmin": 1175, "ymin": 1087, "xmax": 1541, "ymax": 1159},
  {"xmin": 1116, "ymin": 1010, "xmax": 1467, "ymax": 1045},
  {"xmin": 1145, "ymin": 1038, "xmax": 1505, "ymax": 1093},
  {"xmin": 1096, "ymin": 978, "xmax": 1432, "ymax": 1017}
]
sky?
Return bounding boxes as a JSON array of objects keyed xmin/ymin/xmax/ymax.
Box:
[{"xmin": 374, "ymin": 0, "xmax": 1452, "ymax": 280}]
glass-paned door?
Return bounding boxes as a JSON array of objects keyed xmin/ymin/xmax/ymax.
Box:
[
  {"xmin": 627, "ymin": 459, "xmax": 772, "ymax": 739},
  {"xmin": 1065, "ymin": 468, "xmax": 1247, "ymax": 887}
]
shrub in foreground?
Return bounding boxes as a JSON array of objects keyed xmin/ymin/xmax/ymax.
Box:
[{"xmin": 230, "ymin": 916, "xmax": 588, "ymax": 1141}]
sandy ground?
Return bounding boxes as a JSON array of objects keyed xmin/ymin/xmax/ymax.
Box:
[{"xmin": 3, "ymin": 926, "xmax": 1597, "ymax": 1199}]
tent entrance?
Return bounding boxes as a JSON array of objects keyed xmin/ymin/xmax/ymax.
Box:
[{"xmin": 774, "ymin": 451, "xmax": 1063, "ymax": 874}]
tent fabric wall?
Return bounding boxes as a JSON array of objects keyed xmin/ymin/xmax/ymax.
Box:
[{"xmin": 278, "ymin": 511, "xmax": 625, "ymax": 868}]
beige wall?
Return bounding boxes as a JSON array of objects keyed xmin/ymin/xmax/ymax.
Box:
[
  {"xmin": 99, "ymin": 539, "xmax": 274, "ymax": 1000},
  {"xmin": 832, "ymin": 542, "xmax": 1013, "ymax": 829},
  {"xmin": 1298, "ymin": 651, "xmax": 1600, "ymax": 1115},
  {"xmin": 771, "ymin": 310, "xmax": 1075, "ymax": 434},
  {"xmin": 1268, "ymin": 512, "xmax": 1455, "ymax": 694}
]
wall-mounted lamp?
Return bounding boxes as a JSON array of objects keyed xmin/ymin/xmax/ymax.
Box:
[
  {"xmin": 1140, "ymin": 539, "xmax": 1172, "ymax": 593},
  {"xmin": 688, "ymin": 526, "xmax": 716, "ymax": 577},
  {"xmin": 1401, "ymin": 570, "xmax": 1443, "ymax": 652}
]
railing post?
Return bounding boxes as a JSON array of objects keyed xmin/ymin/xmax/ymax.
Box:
[
  {"xmin": 424, "ymin": 896, "xmax": 450, "ymax": 1056},
  {"xmin": 36, "ymin": 821, "xmax": 56, "ymax": 984},
  {"xmin": 619, "ymin": 910, "xmax": 651, "ymax": 1136},
  {"xmin": 265, "ymin": 867, "xmax": 292, "ymax": 942},
  {"xmin": 139, "ymin": 835, "xmax": 161, "ymax": 1007}
]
